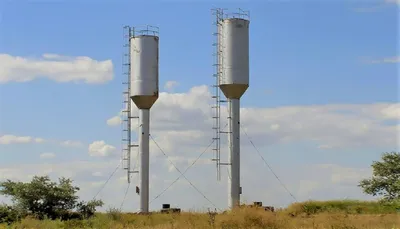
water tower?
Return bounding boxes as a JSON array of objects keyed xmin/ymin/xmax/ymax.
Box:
[
  {"xmin": 122, "ymin": 25, "xmax": 159, "ymax": 214},
  {"xmin": 211, "ymin": 9, "xmax": 250, "ymax": 209}
]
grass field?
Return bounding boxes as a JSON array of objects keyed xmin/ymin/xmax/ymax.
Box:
[{"xmin": 1, "ymin": 200, "xmax": 400, "ymax": 229}]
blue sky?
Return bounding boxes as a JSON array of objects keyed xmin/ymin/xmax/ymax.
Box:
[{"xmin": 0, "ymin": 0, "xmax": 398, "ymax": 211}]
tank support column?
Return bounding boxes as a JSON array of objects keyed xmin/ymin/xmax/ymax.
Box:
[
  {"xmin": 228, "ymin": 98, "xmax": 241, "ymax": 209},
  {"xmin": 139, "ymin": 109, "xmax": 150, "ymax": 213}
]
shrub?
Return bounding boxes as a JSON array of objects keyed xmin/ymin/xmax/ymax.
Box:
[
  {"xmin": 106, "ymin": 207, "xmax": 122, "ymax": 221},
  {"xmin": 0, "ymin": 204, "xmax": 24, "ymax": 224}
]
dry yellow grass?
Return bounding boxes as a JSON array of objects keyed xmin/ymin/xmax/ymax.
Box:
[{"xmin": 2, "ymin": 207, "xmax": 400, "ymax": 229}]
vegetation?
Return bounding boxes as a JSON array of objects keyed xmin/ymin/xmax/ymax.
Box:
[
  {"xmin": 1, "ymin": 205, "xmax": 399, "ymax": 229},
  {"xmin": 285, "ymin": 199, "xmax": 399, "ymax": 216},
  {"xmin": 359, "ymin": 152, "xmax": 400, "ymax": 202},
  {"xmin": 0, "ymin": 175, "xmax": 103, "ymax": 223},
  {"xmin": 0, "ymin": 152, "xmax": 399, "ymax": 228}
]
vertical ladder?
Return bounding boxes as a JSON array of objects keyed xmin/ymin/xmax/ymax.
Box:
[
  {"xmin": 122, "ymin": 26, "xmax": 139, "ymax": 184},
  {"xmin": 211, "ymin": 8, "xmax": 228, "ymax": 181}
]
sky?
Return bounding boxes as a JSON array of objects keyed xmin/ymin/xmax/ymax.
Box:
[{"xmin": 0, "ymin": 0, "xmax": 399, "ymax": 212}]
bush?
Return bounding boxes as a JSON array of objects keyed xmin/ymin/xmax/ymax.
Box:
[
  {"xmin": 106, "ymin": 207, "xmax": 122, "ymax": 221},
  {"xmin": 0, "ymin": 176, "xmax": 103, "ymax": 221},
  {"xmin": 0, "ymin": 204, "xmax": 24, "ymax": 224}
]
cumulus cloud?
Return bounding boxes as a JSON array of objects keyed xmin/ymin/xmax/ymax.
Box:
[
  {"xmin": 88, "ymin": 141, "xmax": 117, "ymax": 157},
  {"xmin": 0, "ymin": 159, "xmax": 375, "ymax": 212},
  {"xmin": 107, "ymin": 115, "xmax": 121, "ymax": 126},
  {"xmin": 0, "ymin": 135, "xmax": 45, "ymax": 145},
  {"xmin": 108, "ymin": 85, "xmax": 399, "ymax": 154},
  {"xmin": 164, "ymin": 81, "xmax": 179, "ymax": 91},
  {"xmin": 40, "ymin": 153, "xmax": 56, "ymax": 159},
  {"xmin": 0, "ymin": 53, "xmax": 113, "ymax": 84},
  {"xmin": 2, "ymin": 84, "xmax": 397, "ymax": 212}
]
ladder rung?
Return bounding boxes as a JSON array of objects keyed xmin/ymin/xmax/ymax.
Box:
[
  {"xmin": 220, "ymin": 163, "xmax": 231, "ymax": 166},
  {"xmin": 129, "ymin": 144, "xmax": 139, "ymax": 147}
]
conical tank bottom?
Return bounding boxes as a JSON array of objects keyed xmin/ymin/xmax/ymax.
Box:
[
  {"xmin": 219, "ymin": 84, "xmax": 248, "ymax": 99},
  {"xmin": 131, "ymin": 94, "xmax": 159, "ymax": 109}
]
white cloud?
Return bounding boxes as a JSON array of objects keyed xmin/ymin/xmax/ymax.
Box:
[
  {"xmin": 0, "ymin": 53, "xmax": 113, "ymax": 84},
  {"xmin": 61, "ymin": 140, "xmax": 84, "ymax": 148},
  {"xmin": 0, "ymin": 136, "xmax": 86, "ymax": 149},
  {"xmin": 362, "ymin": 56, "xmax": 400, "ymax": 64},
  {"xmin": 40, "ymin": 153, "xmax": 55, "ymax": 159},
  {"xmin": 92, "ymin": 171, "xmax": 103, "ymax": 177},
  {"xmin": 381, "ymin": 104, "xmax": 400, "ymax": 119},
  {"xmin": 34, "ymin": 138, "xmax": 45, "ymax": 143},
  {"xmin": 385, "ymin": 0, "xmax": 400, "ymax": 4},
  {"xmin": 88, "ymin": 141, "xmax": 117, "ymax": 157},
  {"xmin": 0, "ymin": 135, "xmax": 46, "ymax": 145},
  {"xmin": 353, "ymin": 0, "xmax": 399, "ymax": 12},
  {"xmin": 164, "ymin": 81, "xmax": 179, "ymax": 91},
  {"xmin": 318, "ymin": 144, "xmax": 333, "ymax": 149},
  {"xmin": 107, "ymin": 85, "xmax": 399, "ymax": 153},
  {"xmin": 2, "ymin": 85, "xmax": 397, "ymax": 212},
  {"xmin": 0, "ymin": 148, "xmax": 380, "ymax": 212},
  {"xmin": 107, "ymin": 116, "xmax": 121, "ymax": 126}
]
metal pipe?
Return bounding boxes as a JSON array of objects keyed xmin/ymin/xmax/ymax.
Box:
[
  {"xmin": 139, "ymin": 109, "xmax": 150, "ymax": 213},
  {"xmin": 228, "ymin": 98, "xmax": 240, "ymax": 209}
]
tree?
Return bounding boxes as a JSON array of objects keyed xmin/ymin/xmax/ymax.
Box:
[
  {"xmin": 0, "ymin": 175, "xmax": 103, "ymax": 220},
  {"xmin": 359, "ymin": 152, "xmax": 400, "ymax": 202}
]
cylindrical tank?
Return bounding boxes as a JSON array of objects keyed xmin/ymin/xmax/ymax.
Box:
[
  {"xmin": 219, "ymin": 18, "xmax": 250, "ymax": 99},
  {"xmin": 130, "ymin": 35, "xmax": 159, "ymax": 109}
]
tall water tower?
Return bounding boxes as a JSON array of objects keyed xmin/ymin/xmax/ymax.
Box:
[
  {"xmin": 211, "ymin": 9, "xmax": 250, "ymax": 209},
  {"xmin": 122, "ymin": 25, "xmax": 159, "ymax": 213}
]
